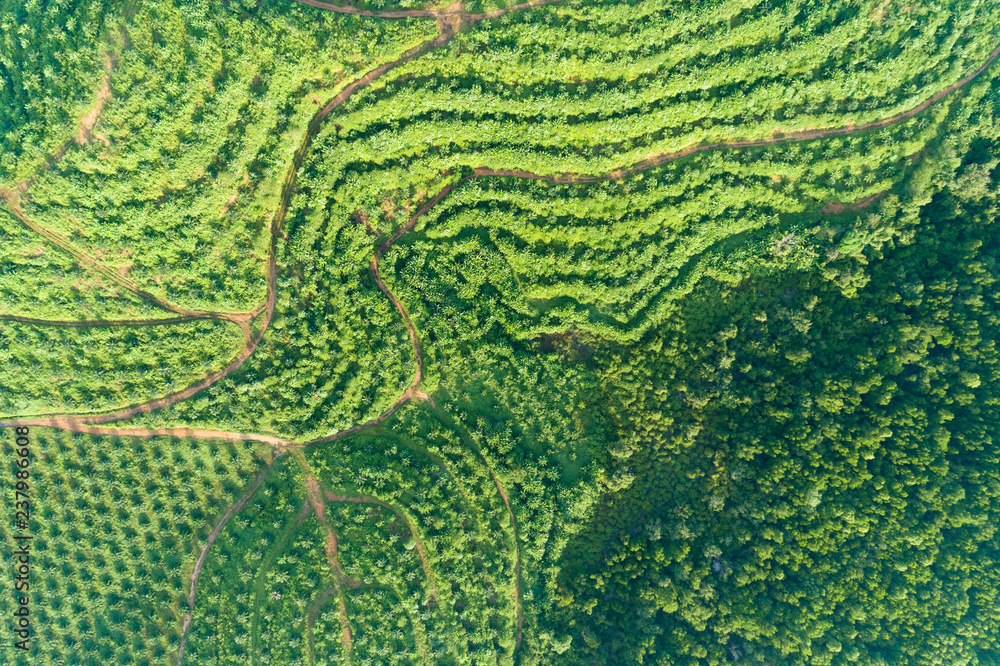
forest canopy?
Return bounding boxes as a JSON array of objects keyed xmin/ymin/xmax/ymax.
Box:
[{"xmin": 1, "ymin": 0, "xmax": 999, "ymax": 664}]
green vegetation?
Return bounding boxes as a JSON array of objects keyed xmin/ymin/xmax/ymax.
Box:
[
  {"xmin": 552, "ymin": 155, "xmax": 1000, "ymax": 665},
  {"xmin": 0, "ymin": 429, "xmax": 271, "ymax": 664},
  {"xmin": 3, "ymin": 0, "xmax": 436, "ymax": 316},
  {"xmin": 306, "ymin": 417, "xmax": 522, "ymax": 662},
  {"xmin": 118, "ymin": 0, "xmax": 1000, "ymax": 438},
  {"xmin": 122, "ymin": 212, "xmax": 416, "ymax": 440},
  {"xmin": 182, "ymin": 458, "xmax": 308, "ymax": 665},
  {"xmin": 0, "ymin": 206, "xmax": 157, "ymax": 320},
  {"xmin": 312, "ymin": 0, "xmax": 1000, "ymax": 230},
  {"xmin": 0, "ymin": 317, "xmax": 245, "ymax": 418},
  {"xmin": 3, "ymin": 0, "xmax": 1000, "ymax": 664}
]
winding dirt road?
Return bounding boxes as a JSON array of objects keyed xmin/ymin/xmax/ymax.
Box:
[
  {"xmin": 0, "ymin": 313, "xmax": 203, "ymax": 328},
  {"xmin": 3, "ymin": 7, "xmax": 1000, "ymax": 663},
  {"xmin": 0, "ymin": 0, "xmax": 473, "ymax": 433},
  {"xmin": 291, "ymin": 0, "xmax": 564, "ymax": 23},
  {"xmin": 322, "ymin": 489, "xmax": 438, "ymax": 600},
  {"xmin": 5, "ymin": 9, "xmax": 997, "ymax": 449},
  {"xmin": 176, "ymin": 453, "xmax": 284, "ymax": 666}
]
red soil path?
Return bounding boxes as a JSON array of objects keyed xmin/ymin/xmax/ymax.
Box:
[
  {"xmin": 323, "ymin": 489, "xmax": 438, "ymax": 601},
  {"xmin": 175, "ymin": 454, "xmax": 284, "ymax": 666},
  {"xmin": 5, "ymin": 5, "xmax": 996, "ymax": 450},
  {"xmin": 13, "ymin": 54, "xmax": 115, "ymax": 197},
  {"xmin": 296, "ymin": 460, "xmax": 359, "ymax": 653},
  {"xmin": 291, "ymin": 0, "xmax": 564, "ymax": 23},
  {"xmin": 0, "ymin": 313, "xmax": 201, "ymax": 328},
  {"xmin": 3, "ymin": 15, "xmax": 999, "ymax": 664}
]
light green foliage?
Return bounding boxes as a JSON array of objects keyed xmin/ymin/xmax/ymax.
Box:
[
  {"xmin": 0, "ymin": 318, "xmax": 244, "ymax": 418},
  {"xmin": 184, "ymin": 457, "xmax": 306, "ymax": 665},
  {"xmin": 5, "ymin": 0, "xmax": 437, "ymax": 314},
  {"xmin": 0, "ymin": 206, "xmax": 157, "ymax": 320},
  {"xmin": 2, "ymin": 0, "xmax": 1000, "ymax": 664},
  {"xmin": 310, "ymin": 0, "xmax": 1000, "ymax": 235},
  {"xmin": 0, "ymin": 430, "xmax": 270, "ymax": 665}
]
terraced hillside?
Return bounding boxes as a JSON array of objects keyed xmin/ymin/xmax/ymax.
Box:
[{"xmin": 2, "ymin": 0, "xmax": 1000, "ymax": 664}]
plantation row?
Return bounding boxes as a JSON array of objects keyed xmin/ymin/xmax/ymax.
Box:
[
  {"xmin": 0, "ymin": 207, "xmax": 157, "ymax": 320},
  {"xmin": 8, "ymin": 0, "xmax": 1000, "ymax": 325},
  {"xmin": 3, "ymin": 0, "xmax": 437, "ymax": 317},
  {"xmin": 304, "ymin": 0, "xmax": 1000, "ymax": 239},
  {"xmin": 0, "ymin": 430, "xmax": 271, "ymax": 665},
  {"xmin": 0, "ymin": 317, "xmax": 244, "ymax": 419},
  {"xmin": 3, "ymin": 0, "xmax": 1000, "ymax": 664},
  {"xmin": 7, "ymin": 0, "xmax": 1000, "ymax": 430},
  {"xmin": 115, "ymin": 35, "xmax": 1000, "ymax": 441},
  {"xmin": 381, "ymin": 81, "xmax": 975, "ymax": 345}
]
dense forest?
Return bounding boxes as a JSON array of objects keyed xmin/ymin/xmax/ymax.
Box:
[
  {"xmin": 552, "ymin": 155, "xmax": 1000, "ymax": 665},
  {"xmin": 2, "ymin": 0, "xmax": 999, "ymax": 664}
]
